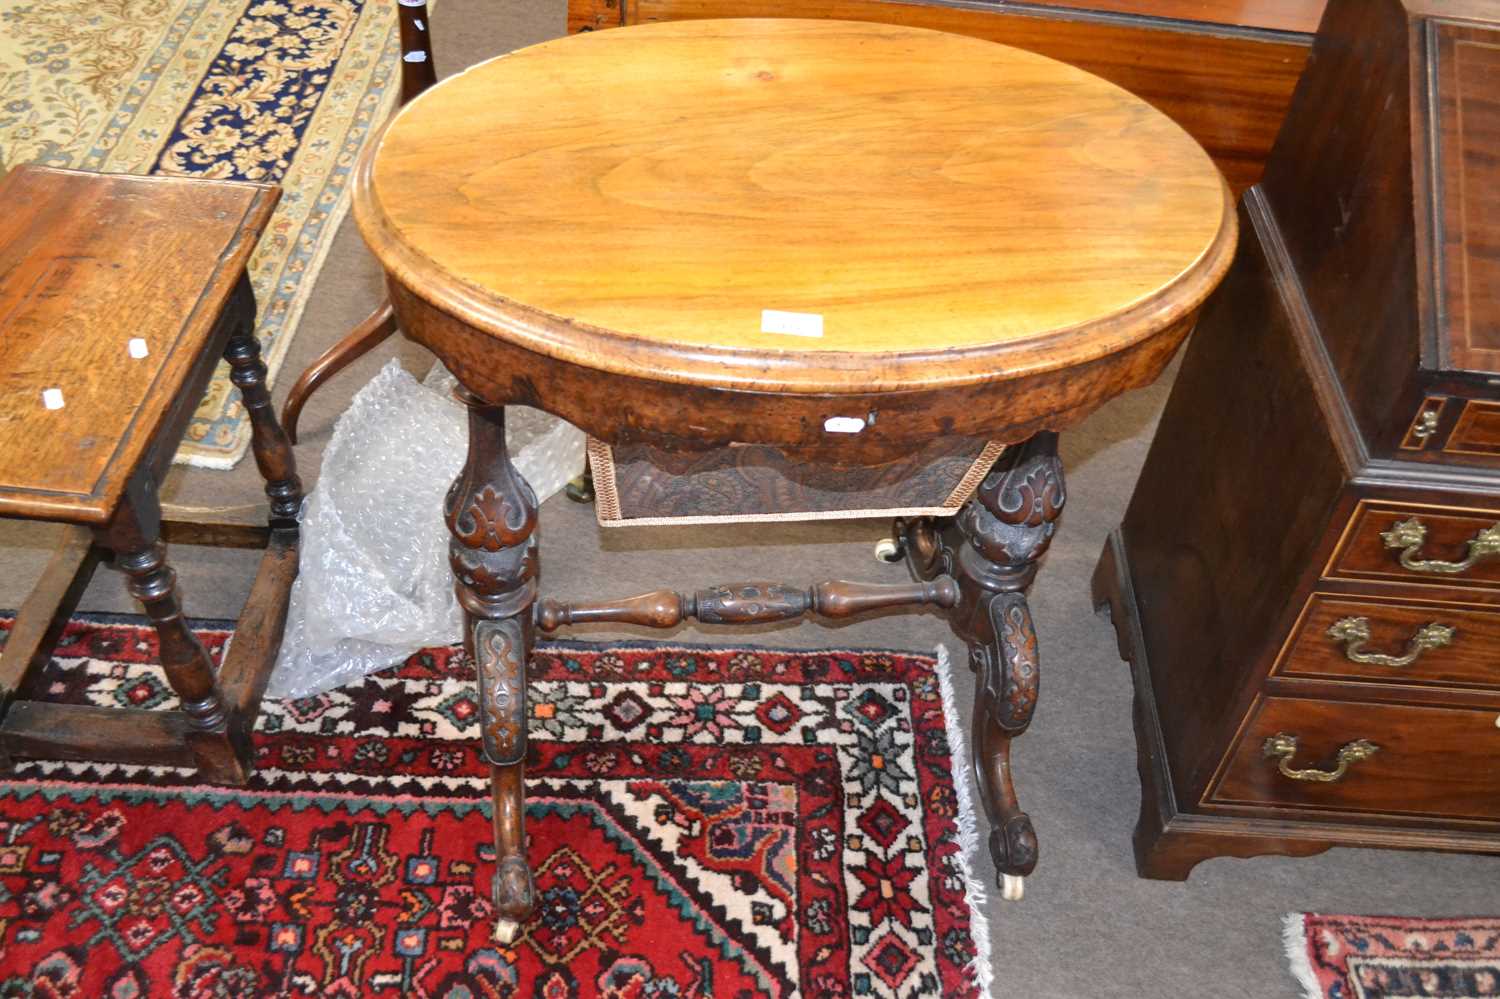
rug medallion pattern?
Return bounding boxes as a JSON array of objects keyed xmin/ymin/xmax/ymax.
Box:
[
  {"xmin": 0, "ymin": 0, "xmax": 401, "ymax": 467},
  {"xmin": 0, "ymin": 616, "xmax": 983, "ymax": 996}
]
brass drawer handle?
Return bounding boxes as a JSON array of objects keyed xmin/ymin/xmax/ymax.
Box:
[
  {"xmin": 1262, "ymin": 733, "xmax": 1379, "ymax": 783},
  {"xmin": 1325, "ymin": 616, "xmax": 1455, "ymax": 668},
  {"xmin": 1381, "ymin": 517, "xmax": 1500, "ymax": 574}
]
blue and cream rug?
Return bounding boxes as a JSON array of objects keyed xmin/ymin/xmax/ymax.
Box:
[{"xmin": 0, "ymin": 0, "xmax": 403, "ymax": 467}]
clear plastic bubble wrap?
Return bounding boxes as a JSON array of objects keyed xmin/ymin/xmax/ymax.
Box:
[{"xmin": 266, "ymin": 359, "xmax": 584, "ymax": 700}]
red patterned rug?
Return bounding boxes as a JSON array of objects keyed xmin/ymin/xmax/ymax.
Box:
[
  {"xmin": 1287, "ymin": 913, "xmax": 1500, "ymax": 998},
  {"xmin": 0, "ymin": 614, "xmax": 988, "ymax": 997}
]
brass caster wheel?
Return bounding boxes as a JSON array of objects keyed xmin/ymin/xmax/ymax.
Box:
[
  {"xmin": 493, "ymin": 917, "xmax": 522, "ymax": 944},
  {"xmin": 1001, "ymin": 873, "xmax": 1025, "ymax": 902}
]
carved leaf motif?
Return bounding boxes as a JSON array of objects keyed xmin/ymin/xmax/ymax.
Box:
[
  {"xmin": 992, "ymin": 459, "xmax": 1065, "ymax": 527},
  {"xmin": 455, "ymin": 485, "xmax": 534, "ymax": 552}
]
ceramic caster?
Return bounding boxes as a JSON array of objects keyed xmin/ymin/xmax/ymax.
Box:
[
  {"xmin": 874, "ymin": 537, "xmax": 903, "ymax": 563},
  {"xmin": 1001, "ymin": 874, "xmax": 1025, "ymax": 902},
  {"xmin": 494, "ymin": 917, "xmax": 522, "ymax": 944}
]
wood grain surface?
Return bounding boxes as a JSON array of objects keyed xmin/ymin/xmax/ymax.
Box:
[
  {"xmin": 1026, "ymin": 0, "xmax": 1325, "ymax": 31},
  {"xmin": 1209, "ymin": 696, "xmax": 1500, "ymax": 823},
  {"xmin": 0, "ymin": 166, "xmax": 277, "ymax": 524},
  {"xmin": 359, "ymin": 19, "xmax": 1234, "ymax": 396},
  {"xmin": 1430, "ymin": 20, "xmax": 1500, "ymax": 374},
  {"xmin": 570, "ymin": 0, "xmax": 1314, "ymax": 194},
  {"xmin": 1326, "ymin": 500, "xmax": 1500, "ymax": 590},
  {"xmin": 1274, "ymin": 592, "xmax": 1500, "ymax": 692}
]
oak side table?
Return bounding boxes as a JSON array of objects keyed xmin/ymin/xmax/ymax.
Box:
[
  {"xmin": 353, "ymin": 18, "xmax": 1236, "ymax": 941},
  {"xmin": 0, "ymin": 165, "xmax": 301, "ymax": 784}
]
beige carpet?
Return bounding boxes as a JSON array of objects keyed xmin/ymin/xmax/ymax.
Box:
[{"xmin": 1, "ymin": 3, "xmax": 1494, "ymax": 995}]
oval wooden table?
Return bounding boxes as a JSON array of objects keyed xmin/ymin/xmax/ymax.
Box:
[{"xmin": 354, "ymin": 18, "xmax": 1236, "ymax": 942}]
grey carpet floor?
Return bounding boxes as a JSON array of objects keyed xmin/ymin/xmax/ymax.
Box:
[{"xmin": 1, "ymin": 3, "xmax": 1494, "ymax": 995}]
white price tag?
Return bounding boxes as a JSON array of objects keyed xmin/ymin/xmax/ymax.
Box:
[
  {"xmin": 823, "ymin": 416, "xmax": 865, "ymax": 434},
  {"xmin": 761, "ymin": 309, "xmax": 823, "ymax": 338}
]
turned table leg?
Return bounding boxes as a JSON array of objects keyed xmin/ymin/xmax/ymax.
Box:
[
  {"xmin": 119, "ymin": 540, "xmax": 249, "ymax": 782},
  {"xmin": 224, "ymin": 328, "xmax": 302, "ymax": 527},
  {"xmin": 937, "ymin": 431, "xmax": 1065, "ymax": 901},
  {"xmin": 445, "ymin": 393, "xmax": 538, "ymax": 944}
]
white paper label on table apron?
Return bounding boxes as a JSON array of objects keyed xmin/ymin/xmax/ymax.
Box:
[
  {"xmin": 823, "ymin": 416, "xmax": 865, "ymax": 434},
  {"xmin": 761, "ymin": 309, "xmax": 823, "ymax": 338}
]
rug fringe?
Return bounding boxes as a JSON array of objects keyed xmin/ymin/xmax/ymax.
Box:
[
  {"xmin": 1282, "ymin": 912, "xmax": 1322, "ymax": 999},
  {"xmin": 935, "ymin": 644, "xmax": 995, "ymax": 997}
]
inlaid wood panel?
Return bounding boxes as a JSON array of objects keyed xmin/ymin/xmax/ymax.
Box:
[
  {"xmin": 1430, "ymin": 21, "xmax": 1500, "ymax": 374},
  {"xmin": 1273, "ymin": 592, "xmax": 1500, "ymax": 691},
  {"xmin": 1326, "ymin": 500, "xmax": 1500, "ymax": 590},
  {"xmin": 1447, "ymin": 400, "xmax": 1500, "ymax": 457},
  {"xmin": 607, "ymin": 0, "xmax": 1311, "ymax": 193},
  {"xmin": 1209, "ymin": 696, "xmax": 1500, "ymax": 822}
]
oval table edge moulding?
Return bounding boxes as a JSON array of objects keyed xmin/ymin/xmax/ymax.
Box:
[{"xmin": 352, "ymin": 18, "xmax": 1236, "ymax": 943}]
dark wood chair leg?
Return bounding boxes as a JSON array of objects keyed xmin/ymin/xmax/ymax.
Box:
[
  {"xmin": 918, "ymin": 431, "xmax": 1064, "ymax": 901},
  {"xmin": 446, "ymin": 391, "xmax": 538, "ymax": 944},
  {"xmin": 119, "ymin": 540, "xmax": 250, "ymax": 783},
  {"xmin": 278, "ymin": 301, "xmax": 397, "ymax": 445},
  {"xmin": 225, "ymin": 325, "xmax": 303, "ymax": 525}
]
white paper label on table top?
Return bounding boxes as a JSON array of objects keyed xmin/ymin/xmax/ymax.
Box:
[
  {"xmin": 42, "ymin": 388, "xmax": 64, "ymax": 410},
  {"xmin": 128, "ymin": 338, "xmax": 149, "ymax": 359},
  {"xmin": 761, "ymin": 309, "xmax": 823, "ymax": 338}
]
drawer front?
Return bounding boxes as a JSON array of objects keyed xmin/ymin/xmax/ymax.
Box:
[
  {"xmin": 1209, "ymin": 696, "xmax": 1500, "ymax": 822},
  {"xmin": 1447, "ymin": 401, "xmax": 1500, "ymax": 460},
  {"xmin": 1327, "ymin": 500, "xmax": 1500, "ymax": 590},
  {"xmin": 1275, "ymin": 593, "xmax": 1500, "ymax": 691}
]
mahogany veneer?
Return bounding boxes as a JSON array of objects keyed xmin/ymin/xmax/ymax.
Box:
[{"xmin": 1093, "ymin": 0, "xmax": 1500, "ymax": 879}]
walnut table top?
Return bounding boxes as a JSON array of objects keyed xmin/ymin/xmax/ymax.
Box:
[{"xmin": 355, "ymin": 19, "xmax": 1234, "ymax": 452}]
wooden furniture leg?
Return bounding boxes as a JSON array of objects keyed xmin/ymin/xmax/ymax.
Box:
[
  {"xmin": 445, "ymin": 391, "xmax": 538, "ymax": 944},
  {"xmin": 226, "ymin": 327, "xmax": 303, "ymax": 523},
  {"xmin": 906, "ymin": 431, "xmax": 1064, "ymax": 901},
  {"xmin": 117, "ymin": 535, "xmax": 250, "ymax": 783},
  {"xmin": 279, "ymin": 302, "xmax": 397, "ymax": 444}
]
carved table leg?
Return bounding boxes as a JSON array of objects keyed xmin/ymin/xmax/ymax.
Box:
[
  {"xmin": 445, "ymin": 393, "xmax": 538, "ymax": 944},
  {"xmin": 225, "ymin": 329, "xmax": 303, "ymax": 527},
  {"xmin": 932, "ymin": 431, "xmax": 1064, "ymax": 901},
  {"xmin": 120, "ymin": 541, "xmax": 249, "ymax": 782}
]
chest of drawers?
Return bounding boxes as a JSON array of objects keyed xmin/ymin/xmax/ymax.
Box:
[{"xmin": 1093, "ymin": 0, "xmax": 1500, "ymax": 878}]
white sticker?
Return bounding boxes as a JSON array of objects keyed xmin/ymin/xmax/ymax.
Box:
[
  {"xmin": 761, "ymin": 309, "xmax": 823, "ymax": 338},
  {"xmin": 403, "ymin": 51, "xmax": 428, "ymax": 63},
  {"xmin": 824, "ymin": 416, "xmax": 864, "ymax": 434},
  {"xmin": 42, "ymin": 388, "xmax": 64, "ymax": 410},
  {"xmin": 128, "ymin": 338, "xmax": 149, "ymax": 359},
  {"xmin": 414, "ymin": 18, "xmax": 425, "ymax": 29}
]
